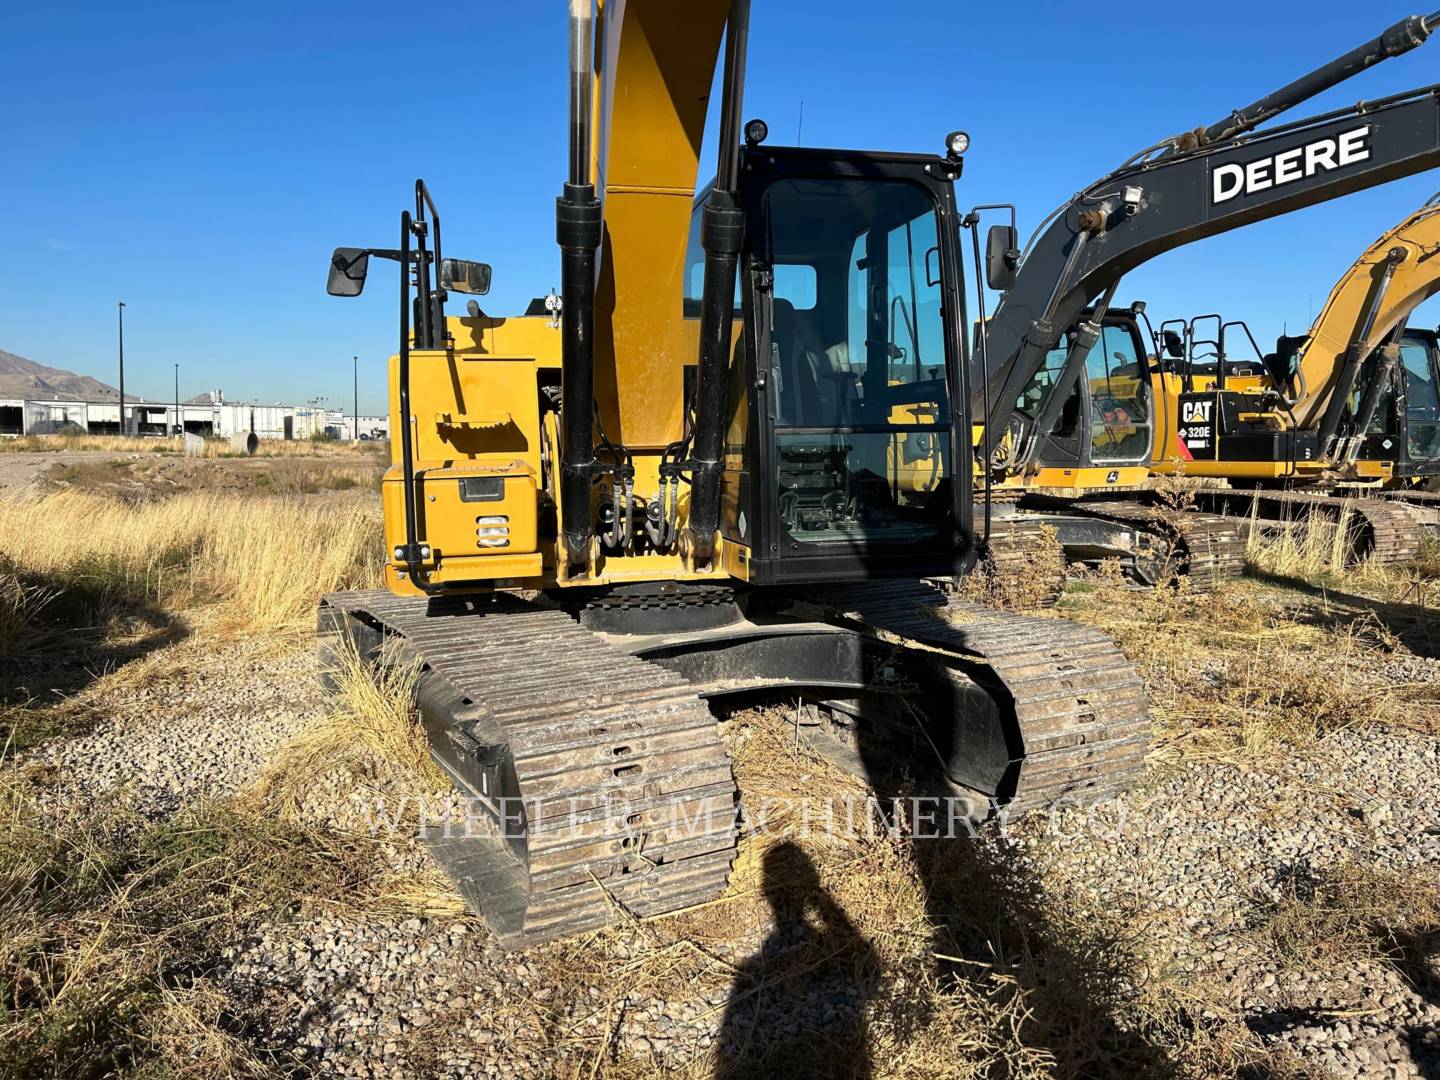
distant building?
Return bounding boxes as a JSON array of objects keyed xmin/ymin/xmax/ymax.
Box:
[{"xmin": 3, "ymin": 390, "xmax": 388, "ymax": 441}]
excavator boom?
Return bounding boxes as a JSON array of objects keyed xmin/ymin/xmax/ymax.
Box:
[{"xmin": 978, "ymin": 12, "xmax": 1440, "ymax": 464}]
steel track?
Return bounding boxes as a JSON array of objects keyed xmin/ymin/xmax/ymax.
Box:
[
  {"xmin": 1003, "ymin": 496, "xmax": 1248, "ymax": 591},
  {"xmin": 1191, "ymin": 489, "xmax": 1423, "ymax": 565},
  {"xmin": 317, "ymin": 580, "xmax": 1153, "ymax": 946},
  {"xmin": 319, "ymin": 591, "xmax": 739, "ymax": 948}
]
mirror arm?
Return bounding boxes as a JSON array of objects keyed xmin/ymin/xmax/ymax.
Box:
[{"xmin": 334, "ymin": 248, "xmax": 405, "ymax": 271}]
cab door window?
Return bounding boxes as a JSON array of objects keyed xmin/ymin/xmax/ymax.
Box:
[
  {"xmin": 762, "ymin": 177, "xmax": 952, "ymax": 545},
  {"xmin": 1403, "ymin": 340, "xmax": 1440, "ymax": 463},
  {"xmin": 1087, "ymin": 323, "xmax": 1152, "ymax": 465}
]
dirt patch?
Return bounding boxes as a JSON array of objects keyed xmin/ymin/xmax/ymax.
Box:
[
  {"xmin": 39, "ymin": 453, "xmax": 385, "ymax": 500},
  {"xmin": 0, "ymin": 450, "xmax": 122, "ymax": 493}
]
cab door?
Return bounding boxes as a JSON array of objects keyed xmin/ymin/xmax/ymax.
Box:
[{"xmin": 734, "ymin": 150, "xmax": 972, "ymax": 585}]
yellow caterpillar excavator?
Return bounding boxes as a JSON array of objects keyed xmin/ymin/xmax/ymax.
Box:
[
  {"xmin": 1145, "ymin": 192, "xmax": 1440, "ymax": 552},
  {"xmin": 321, "ymin": 0, "xmax": 1150, "ymax": 947},
  {"xmin": 966, "ymin": 9, "xmax": 1440, "ymax": 581}
]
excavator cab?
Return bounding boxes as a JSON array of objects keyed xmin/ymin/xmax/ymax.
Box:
[
  {"xmin": 1007, "ymin": 308, "xmax": 1155, "ymax": 470},
  {"xmin": 1352, "ymin": 327, "xmax": 1440, "ymax": 480},
  {"xmin": 710, "ymin": 150, "xmax": 970, "ymax": 583}
]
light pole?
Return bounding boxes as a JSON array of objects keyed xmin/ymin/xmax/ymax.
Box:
[
  {"xmin": 174, "ymin": 363, "xmax": 180, "ymax": 438},
  {"xmin": 117, "ymin": 301, "xmax": 126, "ymax": 436},
  {"xmin": 353, "ymin": 355, "xmax": 359, "ymax": 441}
]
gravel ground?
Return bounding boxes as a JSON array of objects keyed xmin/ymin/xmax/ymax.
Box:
[
  {"xmin": 1021, "ymin": 724, "xmax": 1440, "ymax": 1080},
  {"xmin": 0, "ymin": 450, "xmax": 120, "ymax": 492},
  {"xmin": 12, "ymin": 592, "xmax": 1439, "ymax": 1077},
  {"xmin": 212, "ymin": 717, "xmax": 1440, "ymax": 1079},
  {"xmin": 23, "ymin": 639, "xmax": 324, "ymax": 819}
]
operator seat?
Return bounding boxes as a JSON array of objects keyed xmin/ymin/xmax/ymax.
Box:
[{"xmin": 771, "ymin": 298, "xmax": 859, "ymax": 426}]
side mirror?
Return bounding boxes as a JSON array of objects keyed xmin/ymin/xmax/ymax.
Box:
[
  {"xmin": 985, "ymin": 224, "xmax": 1019, "ymax": 292},
  {"xmin": 328, "ymin": 248, "xmax": 370, "ymax": 297},
  {"xmin": 1162, "ymin": 329, "xmax": 1184, "ymax": 359},
  {"xmin": 441, "ymin": 258, "xmax": 492, "ymax": 295}
]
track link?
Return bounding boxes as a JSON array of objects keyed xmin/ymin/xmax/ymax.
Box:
[
  {"xmin": 800, "ymin": 582, "xmax": 1151, "ymax": 814},
  {"xmin": 317, "ymin": 578, "xmax": 1154, "ymax": 945},
  {"xmin": 318, "ymin": 590, "xmax": 739, "ymax": 949},
  {"xmin": 1193, "ymin": 489, "xmax": 1423, "ymax": 565},
  {"xmin": 1010, "ymin": 495, "xmax": 1247, "ymax": 591},
  {"xmin": 972, "ymin": 516, "xmax": 1067, "ymax": 608},
  {"xmin": 1369, "ymin": 487, "xmax": 1440, "ymax": 528},
  {"xmin": 1059, "ymin": 500, "xmax": 1247, "ymax": 591}
]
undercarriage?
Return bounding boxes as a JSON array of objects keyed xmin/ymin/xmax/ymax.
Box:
[
  {"xmin": 982, "ymin": 495, "xmax": 1247, "ymax": 591},
  {"xmin": 317, "ymin": 580, "xmax": 1148, "ymax": 948}
]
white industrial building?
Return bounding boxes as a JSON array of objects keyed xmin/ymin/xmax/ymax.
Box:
[{"xmin": 6, "ymin": 391, "xmax": 389, "ymax": 441}]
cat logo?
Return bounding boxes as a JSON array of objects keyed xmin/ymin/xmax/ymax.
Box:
[
  {"xmin": 1181, "ymin": 400, "xmax": 1214, "ymax": 424},
  {"xmin": 1106, "ymin": 470, "xmax": 1120, "ymax": 484}
]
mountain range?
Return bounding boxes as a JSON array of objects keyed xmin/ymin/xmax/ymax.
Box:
[
  {"xmin": 0, "ymin": 349, "xmax": 215, "ymax": 404},
  {"xmin": 0, "ymin": 348, "xmax": 128, "ymax": 402}
]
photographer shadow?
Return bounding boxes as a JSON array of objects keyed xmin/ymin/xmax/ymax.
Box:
[{"xmin": 713, "ymin": 840, "xmax": 877, "ymax": 1080}]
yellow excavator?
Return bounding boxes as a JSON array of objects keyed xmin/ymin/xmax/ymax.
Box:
[
  {"xmin": 1144, "ymin": 192, "xmax": 1440, "ymax": 552},
  {"xmin": 322, "ymin": 0, "xmax": 1150, "ymax": 946}
]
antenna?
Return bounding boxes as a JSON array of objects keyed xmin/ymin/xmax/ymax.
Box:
[{"xmin": 796, "ymin": 99, "xmax": 804, "ymax": 144}]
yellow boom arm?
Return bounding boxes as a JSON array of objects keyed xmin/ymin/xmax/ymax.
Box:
[{"xmin": 1291, "ymin": 194, "xmax": 1440, "ymax": 429}]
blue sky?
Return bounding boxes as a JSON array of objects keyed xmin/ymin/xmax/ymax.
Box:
[{"xmin": 4, "ymin": 1, "xmax": 1440, "ymax": 413}]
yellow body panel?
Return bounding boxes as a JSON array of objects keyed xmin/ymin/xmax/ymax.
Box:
[
  {"xmin": 1148, "ymin": 363, "xmax": 1396, "ymax": 483},
  {"xmin": 378, "ymin": 0, "xmax": 754, "ymax": 596},
  {"xmin": 384, "ymin": 313, "xmax": 742, "ymax": 591},
  {"xmin": 1144, "ymin": 200, "xmax": 1440, "ymax": 487},
  {"xmin": 995, "ymin": 465, "xmax": 1149, "ymax": 493},
  {"xmin": 975, "ymin": 365, "xmax": 1153, "ymax": 494},
  {"xmin": 591, "ymin": 0, "xmax": 729, "ymax": 448}
]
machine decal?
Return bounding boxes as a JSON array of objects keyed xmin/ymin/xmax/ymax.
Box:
[
  {"xmin": 1212, "ymin": 127, "xmax": 1371, "ymax": 204},
  {"xmin": 1178, "ymin": 397, "xmax": 1217, "ymax": 457}
]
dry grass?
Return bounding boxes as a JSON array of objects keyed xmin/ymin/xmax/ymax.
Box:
[
  {"xmin": 1060, "ymin": 570, "xmax": 1439, "ymax": 764},
  {"xmin": 1243, "ymin": 501, "xmax": 1358, "ymax": 580},
  {"xmin": 489, "ymin": 714, "xmax": 1079, "ymax": 1078},
  {"xmin": 0, "ymin": 777, "xmax": 386, "ymax": 1078},
  {"xmin": 0, "ymin": 489, "xmax": 382, "ymax": 639},
  {"xmin": 1151, "ymin": 469, "xmax": 1200, "ymax": 511},
  {"xmin": 0, "ymin": 479, "xmax": 433, "ymax": 1077},
  {"xmin": 2, "ymin": 452, "xmax": 1435, "ymax": 1075},
  {"xmin": 1245, "ymin": 861, "xmax": 1440, "ymax": 976},
  {"xmin": 246, "ymin": 637, "xmax": 438, "ymax": 819},
  {"xmin": 961, "ymin": 523, "xmax": 1064, "ymax": 611},
  {"xmin": 41, "ymin": 455, "xmax": 384, "ymax": 502},
  {"xmin": 0, "ymin": 433, "xmax": 386, "ymax": 458},
  {"xmin": 0, "ymin": 558, "xmax": 55, "ymax": 657},
  {"xmin": 1361, "ymin": 530, "xmax": 1440, "ymax": 609},
  {"xmin": 413, "ymin": 709, "xmax": 1314, "ymax": 1079}
]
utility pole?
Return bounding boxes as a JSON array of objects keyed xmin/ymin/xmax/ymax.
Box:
[
  {"xmin": 117, "ymin": 301, "xmax": 127, "ymax": 436},
  {"xmin": 353, "ymin": 355, "xmax": 359, "ymax": 441},
  {"xmin": 174, "ymin": 363, "xmax": 180, "ymax": 438}
]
